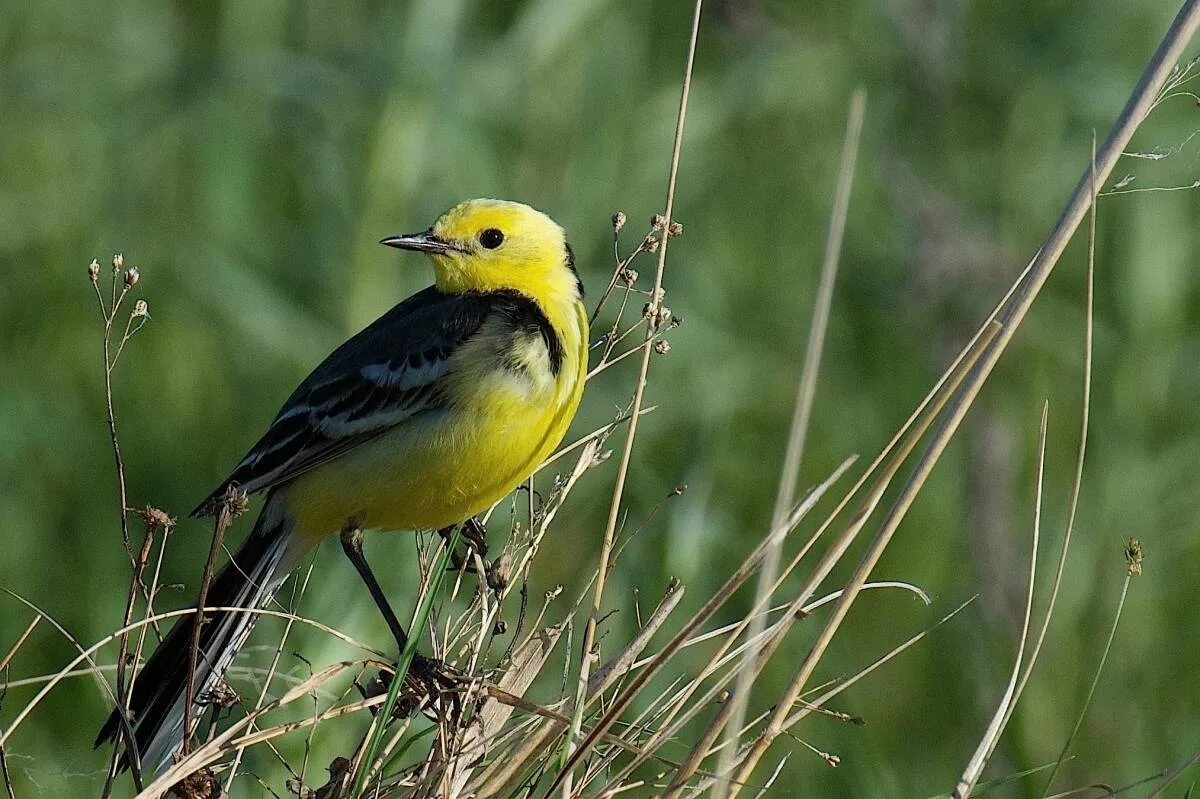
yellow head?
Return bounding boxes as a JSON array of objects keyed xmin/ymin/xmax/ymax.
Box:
[{"xmin": 381, "ymin": 199, "xmax": 582, "ymax": 302}]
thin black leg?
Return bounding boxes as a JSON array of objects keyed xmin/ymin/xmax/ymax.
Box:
[{"xmin": 340, "ymin": 526, "xmax": 409, "ymax": 653}]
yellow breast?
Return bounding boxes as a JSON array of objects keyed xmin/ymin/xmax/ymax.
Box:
[{"xmin": 283, "ymin": 300, "xmax": 587, "ymax": 543}]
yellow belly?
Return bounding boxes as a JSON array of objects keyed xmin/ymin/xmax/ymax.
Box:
[{"xmin": 281, "ymin": 321, "xmax": 585, "ymax": 547}]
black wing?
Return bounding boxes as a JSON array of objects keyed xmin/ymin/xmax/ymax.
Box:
[{"xmin": 190, "ymin": 287, "xmax": 506, "ymax": 516}]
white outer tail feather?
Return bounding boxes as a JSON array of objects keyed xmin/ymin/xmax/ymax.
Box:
[{"xmin": 141, "ymin": 496, "xmax": 295, "ymax": 775}]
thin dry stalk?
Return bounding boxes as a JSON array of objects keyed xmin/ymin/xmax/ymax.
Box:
[
  {"xmin": 182, "ymin": 485, "xmax": 244, "ymax": 756},
  {"xmin": 539, "ymin": 407, "xmax": 656, "ymax": 471},
  {"xmin": 0, "ymin": 604, "xmax": 378, "ymax": 753},
  {"xmin": 0, "ymin": 617, "xmax": 41, "ymax": 673},
  {"xmin": 781, "ymin": 596, "xmax": 977, "ymax": 731},
  {"xmin": 717, "ymin": 87, "xmax": 866, "ymax": 798},
  {"xmin": 91, "ymin": 257, "xmax": 154, "ymax": 797},
  {"xmin": 994, "ymin": 133, "xmax": 1100, "ymax": 744},
  {"xmin": 125, "ymin": 510, "xmax": 176, "ymax": 706},
  {"xmin": 662, "ymin": 323, "xmax": 998, "ymax": 796},
  {"xmin": 223, "ymin": 558, "xmax": 317, "ymax": 791},
  {"xmin": 0, "ymin": 751, "xmax": 12, "ymax": 799},
  {"xmin": 0, "ymin": 588, "xmax": 127, "ymax": 747},
  {"xmin": 725, "ymin": 6, "xmax": 1200, "ymax": 788},
  {"xmin": 136, "ymin": 660, "xmax": 371, "ymax": 798},
  {"xmin": 566, "ymin": 3, "xmax": 705, "ymax": 792},
  {"xmin": 470, "ymin": 580, "xmax": 686, "ymax": 797},
  {"xmin": 952, "ymin": 404, "xmax": 1049, "ymax": 799},
  {"xmin": 0, "ymin": 615, "xmax": 42, "ymax": 799},
  {"xmin": 1040, "ymin": 547, "xmax": 1137, "ymax": 797},
  {"xmin": 549, "ymin": 457, "xmax": 856, "ymax": 795}
]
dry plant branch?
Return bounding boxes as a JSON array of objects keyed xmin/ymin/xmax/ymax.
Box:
[
  {"xmin": 0, "ymin": 603, "xmax": 380, "ymax": 754},
  {"xmin": 955, "ymin": 132, "xmax": 1103, "ymax": 799},
  {"xmin": 182, "ymin": 484, "xmax": 246, "ymax": 758},
  {"xmin": 563, "ymin": 1, "xmax": 704, "ymax": 794},
  {"xmin": 549, "ymin": 456, "xmax": 856, "ymax": 796},
  {"xmin": 780, "ymin": 595, "xmax": 977, "ymax": 732},
  {"xmin": 724, "ymin": 3, "xmax": 1200, "ymax": 790},
  {"xmin": 717, "ymin": 88, "xmax": 866, "ymax": 794},
  {"xmin": 662, "ymin": 321, "xmax": 997, "ymax": 796},
  {"xmin": 994, "ymin": 135, "xmax": 1100, "ymax": 740},
  {"xmin": 952, "ymin": 404, "xmax": 1049, "ymax": 799},
  {"xmin": 469, "ymin": 578, "xmax": 687, "ymax": 797},
  {"xmin": 88, "ymin": 255, "xmax": 154, "ymax": 797},
  {"xmin": 0, "ymin": 616, "xmax": 42, "ymax": 799}
]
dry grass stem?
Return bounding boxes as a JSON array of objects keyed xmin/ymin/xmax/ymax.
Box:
[
  {"xmin": 565, "ymin": 2, "xmax": 705, "ymax": 793},
  {"xmin": 182, "ymin": 485, "xmax": 245, "ymax": 757},
  {"xmin": 10, "ymin": 6, "xmax": 1193, "ymax": 797},
  {"xmin": 718, "ymin": 86, "xmax": 866, "ymax": 798},
  {"xmin": 724, "ymin": 4, "xmax": 1200, "ymax": 788},
  {"xmin": 952, "ymin": 404, "xmax": 1049, "ymax": 799}
]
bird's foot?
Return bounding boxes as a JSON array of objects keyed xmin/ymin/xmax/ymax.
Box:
[
  {"xmin": 438, "ymin": 519, "xmax": 488, "ymax": 572},
  {"xmin": 362, "ymin": 653, "xmax": 464, "ymax": 720}
]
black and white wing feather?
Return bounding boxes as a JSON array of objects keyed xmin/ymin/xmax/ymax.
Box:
[{"xmin": 191, "ymin": 287, "xmax": 503, "ymax": 516}]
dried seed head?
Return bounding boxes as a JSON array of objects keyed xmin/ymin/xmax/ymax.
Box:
[
  {"xmin": 87, "ymin": 259, "xmax": 101, "ymax": 282},
  {"xmin": 111, "ymin": 253, "xmax": 124, "ymax": 272},
  {"xmin": 619, "ymin": 267, "xmax": 638, "ymax": 285},
  {"xmin": 667, "ymin": 221, "xmax": 683, "ymax": 238},
  {"xmin": 487, "ymin": 552, "xmax": 512, "ymax": 592},
  {"xmin": 644, "ymin": 237, "xmax": 660, "ymax": 254},
  {"xmin": 1125, "ymin": 537, "xmax": 1143, "ymax": 576},
  {"xmin": 173, "ymin": 766, "xmax": 221, "ymax": 799},
  {"xmin": 651, "ymin": 213, "xmax": 666, "ymax": 229},
  {"xmin": 201, "ymin": 678, "xmax": 240, "ymax": 709},
  {"xmin": 124, "ymin": 266, "xmax": 140, "ymax": 287},
  {"xmin": 643, "ymin": 301, "xmax": 671, "ymax": 328},
  {"xmin": 612, "ymin": 211, "xmax": 626, "ymax": 233},
  {"xmin": 545, "ymin": 585, "xmax": 563, "ymax": 601},
  {"xmin": 132, "ymin": 299, "xmax": 149, "ymax": 318},
  {"xmin": 654, "ymin": 340, "xmax": 671, "ymax": 355}
]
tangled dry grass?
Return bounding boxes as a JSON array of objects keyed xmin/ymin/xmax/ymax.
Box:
[{"xmin": 2, "ymin": 2, "xmax": 1200, "ymax": 798}]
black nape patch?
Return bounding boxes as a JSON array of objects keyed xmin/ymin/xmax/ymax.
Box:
[
  {"xmin": 488, "ymin": 289, "xmax": 566, "ymax": 376},
  {"xmin": 565, "ymin": 242, "xmax": 584, "ymax": 299}
]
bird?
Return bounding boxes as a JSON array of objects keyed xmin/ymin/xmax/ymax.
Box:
[{"xmin": 95, "ymin": 199, "xmax": 588, "ymax": 775}]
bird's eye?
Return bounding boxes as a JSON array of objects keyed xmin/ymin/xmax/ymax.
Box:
[{"xmin": 479, "ymin": 228, "xmax": 505, "ymax": 249}]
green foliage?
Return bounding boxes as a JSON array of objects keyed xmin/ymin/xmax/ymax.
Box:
[{"xmin": 1, "ymin": 0, "xmax": 1199, "ymax": 795}]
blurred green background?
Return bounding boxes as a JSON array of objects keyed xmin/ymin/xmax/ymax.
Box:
[{"xmin": 3, "ymin": 0, "xmax": 1200, "ymax": 796}]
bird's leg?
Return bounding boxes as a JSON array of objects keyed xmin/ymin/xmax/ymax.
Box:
[
  {"xmin": 462, "ymin": 517, "xmax": 488, "ymax": 556},
  {"xmin": 339, "ymin": 525, "xmax": 410, "ymax": 653},
  {"xmin": 436, "ymin": 518, "xmax": 488, "ymax": 573},
  {"xmin": 339, "ymin": 525, "xmax": 454, "ymax": 694}
]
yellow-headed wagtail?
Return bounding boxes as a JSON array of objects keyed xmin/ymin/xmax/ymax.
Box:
[{"xmin": 96, "ymin": 199, "xmax": 588, "ymax": 773}]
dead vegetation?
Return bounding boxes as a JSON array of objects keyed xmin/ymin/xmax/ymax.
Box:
[{"xmin": 2, "ymin": 2, "xmax": 1200, "ymax": 798}]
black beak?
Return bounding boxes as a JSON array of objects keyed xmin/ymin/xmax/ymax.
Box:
[{"xmin": 379, "ymin": 230, "xmax": 456, "ymax": 255}]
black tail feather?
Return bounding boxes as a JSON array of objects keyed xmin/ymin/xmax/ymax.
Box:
[{"xmin": 96, "ymin": 492, "xmax": 293, "ymax": 774}]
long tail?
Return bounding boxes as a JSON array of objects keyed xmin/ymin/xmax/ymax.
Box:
[{"xmin": 96, "ymin": 491, "xmax": 296, "ymax": 774}]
